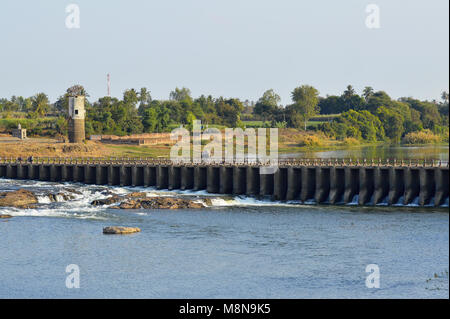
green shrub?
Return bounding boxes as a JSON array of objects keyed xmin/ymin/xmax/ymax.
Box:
[
  {"xmin": 402, "ymin": 130, "xmax": 441, "ymax": 144},
  {"xmin": 297, "ymin": 135, "xmax": 324, "ymax": 147}
]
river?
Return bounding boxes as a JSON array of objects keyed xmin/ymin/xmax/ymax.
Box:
[
  {"xmin": 0, "ymin": 174, "xmax": 448, "ymax": 298},
  {"xmin": 281, "ymin": 145, "xmax": 449, "ymax": 163}
]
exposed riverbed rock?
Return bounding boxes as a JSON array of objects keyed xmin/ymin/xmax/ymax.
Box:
[
  {"xmin": 103, "ymin": 226, "xmax": 141, "ymax": 234},
  {"xmin": 111, "ymin": 197, "xmax": 205, "ymax": 210},
  {"xmin": 203, "ymin": 198, "xmax": 213, "ymax": 206},
  {"xmin": 125, "ymin": 192, "xmax": 148, "ymax": 199},
  {"xmin": 0, "ymin": 214, "xmax": 12, "ymax": 218},
  {"xmin": 0, "ymin": 189, "xmax": 38, "ymax": 208},
  {"xmin": 91, "ymin": 195, "xmax": 121, "ymax": 206},
  {"xmin": 47, "ymin": 192, "xmax": 75, "ymax": 202}
]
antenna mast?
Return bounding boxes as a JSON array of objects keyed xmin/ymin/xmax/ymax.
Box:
[{"xmin": 107, "ymin": 73, "xmax": 111, "ymax": 97}]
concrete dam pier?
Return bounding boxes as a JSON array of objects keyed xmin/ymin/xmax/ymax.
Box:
[{"xmin": 0, "ymin": 158, "xmax": 448, "ymax": 207}]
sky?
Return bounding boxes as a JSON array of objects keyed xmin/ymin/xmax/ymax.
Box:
[{"xmin": 0, "ymin": 0, "xmax": 448, "ymax": 105}]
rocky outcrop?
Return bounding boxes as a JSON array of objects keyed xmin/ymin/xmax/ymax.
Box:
[
  {"xmin": 0, "ymin": 189, "xmax": 77, "ymax": 208},
  {"xmin": 0, "ymin": 214, "xmax": 12, "ymax": 218},
  {"xmin": 91, "ymin": 195, "xmax": 121, "ymax": 206},
  {"xmin": 141, "ymin": 197, "xmax": 204, "ymax": 209},
  {"xmin": 47, "ymin": 192, "xmax": 75, "ymax": 202},
  {"xmin": 0, "ymin": 189, "xmax": 38, "ymax": 208},
  {"xmin": 203, "ymin": 198, "xmax": 213, "ymax": 206},
  {"xmin": 103, "ymin": 226, "xmax": 141, "ymax": 234},
  {"xmin": 126, "ymin": 192, "xmax": 148, "ymax": 199},
  {"xmin": 111, "ymin": 197, "xmax": 205, "ymax": 210},
  {"xmin": 91, "ymin": 193, "xmax": 149, "ymax": 206}
]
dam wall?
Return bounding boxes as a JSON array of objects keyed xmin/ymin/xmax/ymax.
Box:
[{"xmin": 0, "ymin": 159, "xmax": 448, "ymax": 207}]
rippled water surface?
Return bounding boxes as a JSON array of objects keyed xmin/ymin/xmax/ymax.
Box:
[
  {"xmin": 0, "ymin": 179, "xmax": 448, "ymax": 298},
  {"xmin": 282, "ymin": 145, "xmax": 449, "ymax": 162}
]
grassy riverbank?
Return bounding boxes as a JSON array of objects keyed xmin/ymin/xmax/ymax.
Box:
[{"xmin": 0, "ymin": 128, "xmax": 448, "ymax": 159}]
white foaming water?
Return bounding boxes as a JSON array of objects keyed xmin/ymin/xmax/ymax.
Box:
[
  {"xmin": 208, "ymin": 197, "xmax": 240, "ymax": 207},
  {"xmin": 346, "ymin": 194, "xmax": 359, "ymax": 206},
  {"xmin": 36, "ymin": 196, "xmax": 52, "ymax": 204},
  {"xmin": 425, "ymin": 197, "xmax": 435, "ymax": 207},
  {"xmin": 303, "ymin": 199, "xmax": 317, "ymax": 205},
  {"xmin": 1, "ymin": 179, "xmax": 303, "ymax": 219},
  {"xmin": 206, "ymin": 196, "xmax": 315, "ymax": 208},
  {"xmin": 123, "ymin": 186, "xmax": 311, "ymax": 208},
  {"xmin": 393, "ymin": 196, "xmax": 405, "ymax": 207},
  {"xmin": 376, "ymin": 196, "xmax": 389, "ymax": 206},
  {"xmin": 1, "ymin": 178, "xmax": 448, "ymax": 219},
  {"xmin": 368, "ymin": 194, "xmax": 375, "ymax": 205},
  {"xmin": 407, "ymin": 196, "xmax": 420, "ymax": 207},
  {"xmin": 0, "ymin": 179, "xmax": 118, "ymax": 219},
  {"xmin": 55, "ymin": 194, "xmax": 66, "ymax": 202}
]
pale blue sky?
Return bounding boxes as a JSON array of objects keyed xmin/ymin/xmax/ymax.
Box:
[{"xmin": 0, "ymin": 0, "xmax": 448, "ymax": 104}]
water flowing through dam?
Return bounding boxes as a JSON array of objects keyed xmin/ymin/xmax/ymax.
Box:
[{"xmin": 0, "ymin": 158, "xmax": 448, "ymax": 207}]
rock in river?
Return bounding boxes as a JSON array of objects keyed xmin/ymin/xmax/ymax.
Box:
[
  {"xmin": 115, "ymin": 197, "xmax": 204, "ymax": 209},
  {"xmin": 91, "ymin": 195, "xmax": 121, "ymax": 206},
  {"xmin": 0, "ymin": 214, "xmax": 12, "ymax": 218},
  {"xmin": 0, "ymin": 189, "xmax": 38, "ymax": 209},
  {"xmin": 103, "ymin": 226, "xmax": 141, "ymax": 234},
  {"xmin": 126, "ymin": 192, "xmax": 148, "ymax": 199},
  {"xmin": 47, "ymin": 192, "xmax": 75, "ymax": 202}
]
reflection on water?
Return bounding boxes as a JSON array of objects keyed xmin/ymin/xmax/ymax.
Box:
[{"xmin": 282, "ymin": 145, "xmax": 449, "ymax": 161}]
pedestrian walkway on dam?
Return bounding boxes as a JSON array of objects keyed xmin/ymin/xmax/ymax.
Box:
[{"xmin": 0, "ymin": 157, "xmax": 448, "ymax": 207}]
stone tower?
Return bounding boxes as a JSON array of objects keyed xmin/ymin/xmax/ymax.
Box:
[{"xmin": 68, "ymin": 96, "xmax": 85, "ymax": 143}]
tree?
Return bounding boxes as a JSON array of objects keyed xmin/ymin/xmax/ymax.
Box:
[
  {"xmin": 254, "ymin": 89, "xmax": 281, "ymax": 122},
  {"xmin": 290, "ymin": 85, "xmax": 320, "ymax": 130},
  {"xmin": 138, "ymin": 87, "xmax": 152, "ymax": 116},
  {"xmin": 400, "ymin": 97, "xmax": 442, "ymax": 130},
  {"xmin": 170, "ymin": 87, "xmax": 192, "ymax": 102},
  {"xmin": 318, "ymin": 95, "xmax": 340, "ymax": 114},
  {"xmin": 376, "ymin": 106, "xmax": 404, "ymax": 143},
  {"xmin": 442, "ymin": 91, "xmax": 449, "ymax": 104},
  {"xmin": 215, "ymin": 98, "xmax": 241, "ymax": 127},
  {"xmin": 55, "ymin": 116, "xmax": 68, "ymax": 136},
  {"xmin": 155, "ymin": 105, "xmax": 170, "ymax": 132},
  {"xmin": 66, "ymin": 84, "xmax": 88, "ymax": 97},
  {"xmin": 363, "ymin": 86, "xmax": 374, "ymax": 101},
  {"xmin": 139, "ymin": 87, "xmax": 151, "ymax": 105},
  {"xmin": 366, "ymin": 91, "xmax": 392, "ymax": 113},
  {"xmin": 142, "ymin": 107, "xmax": 157, "ymax": 132},
  {"xmin": 336, "ymin": 110, "xmax": 385, "ymax": 142},
  {"xmin": 123, "ymin": 89, "xmax": 139, "ymax": 107},
  {"xmin": 343, "ymin": 85, "xmax": 355, "ymax": 99},
  {"xmin": 185, "ymin": 111, "xmax": 196, "ymax": 131},
  {"xmin": 31, "ymin": 93, "xmax": 50, "ymax": 117}
]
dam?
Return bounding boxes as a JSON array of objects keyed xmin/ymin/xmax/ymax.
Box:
[{"xmin": 0, "ymin": 157, "xmax": 448, "ymax": 207}]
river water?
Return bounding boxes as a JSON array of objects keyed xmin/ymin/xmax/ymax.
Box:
[
  {"xmin": 282, "ymin": 145, "xmax": 449, "ymax": 163},
  {"xmin": 0, "ymin": 176, "xmax": 448, "ymax": 299}
]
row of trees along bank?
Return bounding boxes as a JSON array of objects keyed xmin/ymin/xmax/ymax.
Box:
[{"xmin": 0, "ymin": 85, "xmax": 448, "ymax": 144}]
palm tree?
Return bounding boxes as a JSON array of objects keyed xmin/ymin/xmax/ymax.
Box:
[
  {"xmin": 31, "ymin": 93, "xmax": 49, "ymax": 116},
  {"xmin": 363, "ymin": 86, "xmax": 374, "ymax": 101},
  {"xmin": 139, "ymin": 87, "xmax": 151, "ymax": 105}
]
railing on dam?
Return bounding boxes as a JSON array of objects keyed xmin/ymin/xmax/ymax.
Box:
[
  {"xmin": 0, "ymin": 156, "xmax": 448, "ymax": 167},
  {"xmin": 0, "ymin": 157, "xmax": 448, "ymax": 207}
]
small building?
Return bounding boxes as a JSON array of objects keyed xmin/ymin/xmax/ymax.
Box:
[{"xmin": 12, "ymin": 124, "xmax": 27, "ymax": 140}]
